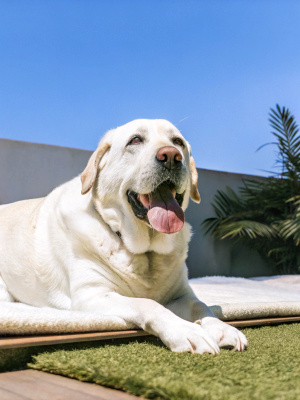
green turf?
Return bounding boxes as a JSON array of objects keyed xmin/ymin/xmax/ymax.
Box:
[{"xmin": 27, "ymin": 324, "xmax": 300, "ymax": 400}]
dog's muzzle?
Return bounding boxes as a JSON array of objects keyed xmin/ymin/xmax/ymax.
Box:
[{"xmin": 127, "ymin": 180, "xmax": 185, "ymax": 234}]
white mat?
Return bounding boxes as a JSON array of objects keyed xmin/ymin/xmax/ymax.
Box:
[
  {"xmin": 0, "ymin": 275, "xmax": 300, "ymax": 335},
  {"xmin": 190, "ymin": 275, "xmax": 300, "ymax": 320}
]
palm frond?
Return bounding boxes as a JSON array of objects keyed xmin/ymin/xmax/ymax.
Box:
[
  {"xmin": 280, "ymin": 196, "xmax": 300, "ymax": 245},
  {"xmin": 212, "ymin": 220, "xmax": 278, "ymax": 240},
  {"xmin": 269, "ymin": 105, "xmax": 300, "ymax": 179}
]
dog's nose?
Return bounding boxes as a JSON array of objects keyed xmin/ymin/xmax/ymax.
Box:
[{"xmin": 156, "ymin": 146, "xmax": 183, "ymax": 170}]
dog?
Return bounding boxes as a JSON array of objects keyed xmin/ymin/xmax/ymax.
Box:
[{"xmin": 0, "ymin": 119, "xmax": 247, "ymax": 353}]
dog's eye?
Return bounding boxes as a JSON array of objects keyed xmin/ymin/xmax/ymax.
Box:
[
  {"xmin": 128, "ymin": 136, "xmax": 143, "ymax": 145},
  {"xmin": 173, "ymin": 138, "xmax": 184, "ymax": 147}
]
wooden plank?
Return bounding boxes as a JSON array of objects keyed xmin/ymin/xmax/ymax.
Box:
[
  {"xmin": 0, "ymin": 329, "xmax": 150, "ymax": 349},
  {"xmin": 0, "ymin": 370, "xmax": 140, "ymax": 400},
  {"xmin": 0, "ymin": 316, "xmax": 299, "ymax": 349},
  {"xmin": 0, "ymin": 387, "xmax": 26, "ymax": 400},
  {"xmin": 226, "ymin": 315, "xmax": 300, "ymax": 327}
]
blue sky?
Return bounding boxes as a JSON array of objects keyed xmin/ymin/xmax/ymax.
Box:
[{"xmin": 1, "ymin": 0, "xmax": 300, "ymax": 176}]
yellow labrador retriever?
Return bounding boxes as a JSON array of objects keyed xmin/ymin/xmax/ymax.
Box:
[{"xmin": 0, "ymin": 119, "xmax": 247, "ymax": 353}]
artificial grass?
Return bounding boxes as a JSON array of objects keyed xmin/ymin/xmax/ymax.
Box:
[
  {"xmin": 0, "ymin": 346, "xmax": 40, "ymax": 373},
  {"xmin": 27, "ymin": 323, "xmax": 300, "ymax": 400}
]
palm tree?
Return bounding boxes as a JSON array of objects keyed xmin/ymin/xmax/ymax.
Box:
[{"xmin": 202, "ymin": 105, "xmax": 300, "ymax": 274}]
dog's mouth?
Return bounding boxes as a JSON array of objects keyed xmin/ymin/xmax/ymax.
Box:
[{"xmin": 127, "ymin": 181, "xmax": 185, "ymax": 234}]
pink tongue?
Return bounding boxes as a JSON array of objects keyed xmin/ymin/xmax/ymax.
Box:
[{"xmin": 146, "ymin": 182, "xmax": 185, "ymax": 234}]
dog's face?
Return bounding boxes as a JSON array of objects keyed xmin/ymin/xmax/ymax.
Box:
[{"xmin": 81, "ymin": 119, "xmax": 200, "ymax": 254}]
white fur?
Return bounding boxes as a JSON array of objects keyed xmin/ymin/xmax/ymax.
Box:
[{"xmin": 0, "ymin": 119, "xmax": 247, "ymax": 354}]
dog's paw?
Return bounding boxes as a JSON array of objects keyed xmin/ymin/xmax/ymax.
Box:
[
  {"xmin": 161, "ymin": 320, "xmax": 220, "ymax": 354},
  {"xmin": 200, "ymin": 318, "xmax": 247, "ymax": 351}
]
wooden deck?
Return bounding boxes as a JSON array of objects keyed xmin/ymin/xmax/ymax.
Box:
[{"xmin": 0, "ymin": 369, "xmax": 141, "ymax": 400}]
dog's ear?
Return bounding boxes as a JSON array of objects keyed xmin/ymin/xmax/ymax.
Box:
[
  {"xmin": 81, "ymin": 142, "xmax": 110, "ymax": 195},
  {"xmin": 189, "ymin": 155, "xmax": 201, "ymax": 203}
]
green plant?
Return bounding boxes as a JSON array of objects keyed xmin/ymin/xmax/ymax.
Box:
[{"xmin": 202, "ymin": 105, "xmax": 300, "ymax": 274}]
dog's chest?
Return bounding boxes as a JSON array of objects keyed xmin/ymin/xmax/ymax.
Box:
[{"xmin": 108, "ymin": 248, "xmax": 185, "ymax": 304}]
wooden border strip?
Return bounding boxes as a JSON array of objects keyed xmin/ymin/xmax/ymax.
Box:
[
  {"xmin": 0, "ymin": 316, "xmax": 299, "ymax": 349},
  {"xmin": 0, "ymin": 330, "xmax": 149, "ymax": 349},
  {"xmin": 226, "ymin": 315, "xmax": 300, "ymax": 327}
]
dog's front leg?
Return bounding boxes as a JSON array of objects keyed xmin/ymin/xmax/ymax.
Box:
[
  {"xmin": 73, "ymin": 291, "xmax": 219, "ymax": 354},
  {"xmin": 166, "ymin": 292, "xmax": 247, "ymax": 351}
]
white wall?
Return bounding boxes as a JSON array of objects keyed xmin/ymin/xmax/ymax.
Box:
[{"xmin": 0, "ymin": 138, "xmax": 272, "ymax": 278}]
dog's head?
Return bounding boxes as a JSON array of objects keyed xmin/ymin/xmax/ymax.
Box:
[{"xmin": 81, "ymin": 119, "xmax": 200, "ymax": 253}]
